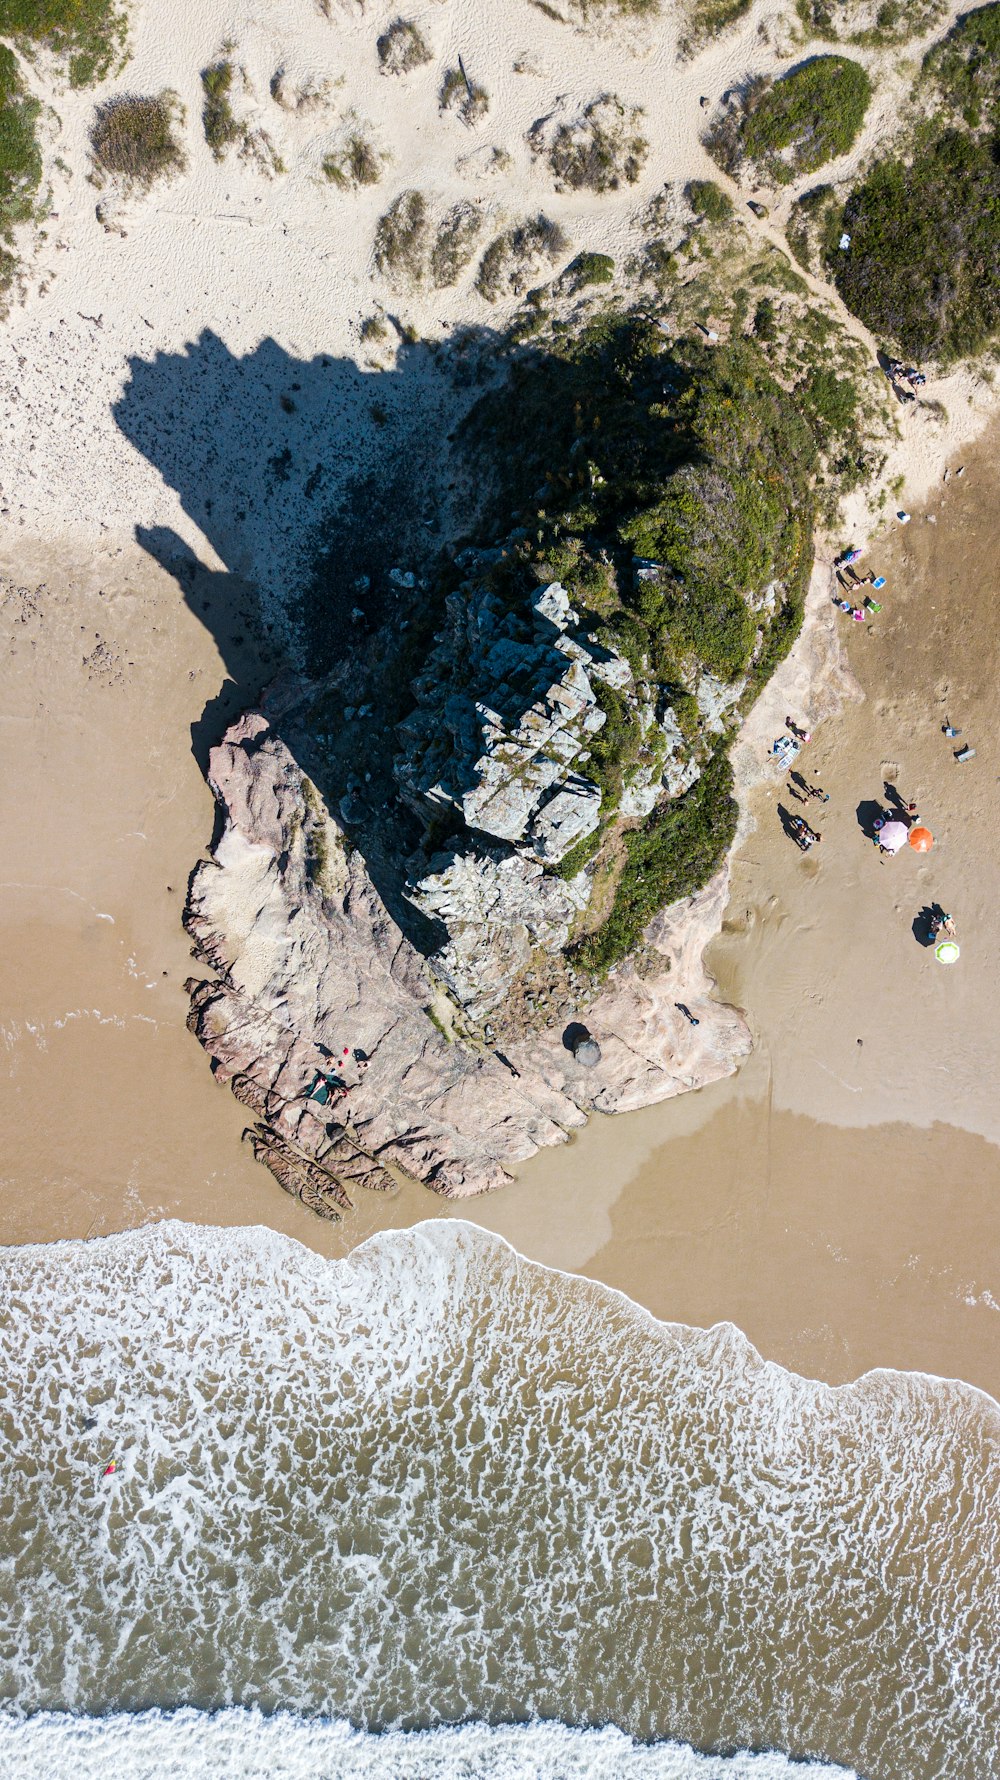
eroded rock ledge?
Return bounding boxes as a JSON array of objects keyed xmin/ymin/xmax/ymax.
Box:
[{"xmin": 184, "ymin": 711, "xmax": 751, "ymax": 1206}]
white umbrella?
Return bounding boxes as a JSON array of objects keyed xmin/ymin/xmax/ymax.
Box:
[{"xmin": 878, "ymin": 819, "xmax": 908, "ymax": 853}]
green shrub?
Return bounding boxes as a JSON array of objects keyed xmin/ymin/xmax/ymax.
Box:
[
  {"xmin": 712, "ymin": 56, "xmax": 870, "ymax": 185},
  {"xmin": 201, "ymin": 59, "xmax": 242, "ymax": 159},
  {"xmin": 685, "ymin": 178, "xmax": 732, "ymax": 223},
  {"xmin": 377, "ymin": 18, "xmax": 432, "ymax": 76},
  {"xmin": 562, "ymin": 250, "xmax": 615, "ymax": 291},
  {"xmin": 90, "ymin": 90, "xmax": 185, "ymax": 189},
  {"xmin": 924, "ymin": 2, "xmax": 1000, "ymax": 130},
  {"xmin": 0, "ymin": 0, "xmax": 127, "ymax": 85},
  {"xmin": 573, "ymin": 749, "xmax": 737, "ymax": 973},
  {"xmin": 0, "ymin": 44, "xmax": 41, "ymax": 290},
  {"xmin": 834, "ymin": 129, "xmax": 1000, "ymax": 362}
]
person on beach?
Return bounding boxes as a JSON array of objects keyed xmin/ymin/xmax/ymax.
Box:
[
  {"xmin": 790, "ymin": 815, "xmax": 821, "ymax": 851},
  {"xmin": 786, "ymin": 717, "xmax": 811, "ymax": 742},
  {"xmin": 930, "ymin": 911, "xmax": 956, "ymax": 940},
  {"xmin": 807, "ymin": 782, "xmax": 829, "ymax": 802}
]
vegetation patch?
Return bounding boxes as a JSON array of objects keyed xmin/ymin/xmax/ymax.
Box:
[
  {"xmin": 0, "ymin": 43, "xmax": 42, "ymax": 296},
  {"xmin": 685, "ymin": 178, "xmax": 732, "ymax": 223},
  {"xmin": 475, "ymin": 213, "xmax": 569, "ymax": 301},
  {"xmin": 573, "ymin": 750, "xmax": 737, "ymax": 974},
  {"xmin": 201, "ymin": 59, "xmax": 243, "ymax": 159},
  {"xmin": 794, "ymin": 0, "xmax": 944, "ymax": 46},
  {"xmin": 439, "ymin": 65, "xmax": 489, "ymax": 125},
  {"xmin": 560, "ymin": 250, "xmax": 615, "ymax": 292},
  {"xmin": 833, "ymin": 128, "xmax": 1000, "ymax": 362},
  {"xmin": 707, "ymin": 56, "xmax": 870, "ymax": 185},
  {"xmin": 373, "ymin": 187, "xmax": 429, "ymax": 282},
  {"xmin": 376, "ymin": 18, "xmax": 432, "ymax": 76},
  {"xmin": 0, "ymin": 0, "xmax": 127, "ymax": 86},
  {"xmin": 530, "ymin": 94, "xmax": 647, "ymax": 193},
  {"xmin": 786, "ymin": 182, "xmax": 840, "ymax": 271},
  {"xmin": 430, "ymin": 199, "xmax": 483, "ymax": 287},
  {"xmin": 681, "ymin": 0, "xmax": 751, "ymax": 52},
  {"xmin": 89, "ymin": 90, "xmax": 185, "ymax": 190},
  {"xmin": 323, "ymin": 123, "xmax": 383, "ymax": 189},
  {"xmin": 924, "ymin": 2, "xmax": 1000, "ymax": 130}
]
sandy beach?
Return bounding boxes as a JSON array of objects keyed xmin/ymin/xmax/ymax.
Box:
[{"xmin": 2, "ymin": 0, "xmax": 998, "ymax": 1400}]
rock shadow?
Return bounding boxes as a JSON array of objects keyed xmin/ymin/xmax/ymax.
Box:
[{"xmin": 113, "ymin": 324, "xmax": 508, "ymax": 952}]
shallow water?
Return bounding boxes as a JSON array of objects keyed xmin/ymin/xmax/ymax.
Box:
[{"xmin": 0, "ymin": 1220, "xmax": 996, "ymax": 1779}]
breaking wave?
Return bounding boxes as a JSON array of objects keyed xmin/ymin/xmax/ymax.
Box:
[{"xmin": 0, "ymin": 1220, "xmax": 996, "ymax": 1780}]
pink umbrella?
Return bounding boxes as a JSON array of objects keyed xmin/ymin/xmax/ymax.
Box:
[{"xmin": 878, "ymin": 819, "xmax": 908, "ymax": 854}]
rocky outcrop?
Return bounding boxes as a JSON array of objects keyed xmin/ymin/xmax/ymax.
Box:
[
  {"xmin": 394, "ymin": 562, "xmax": 704, "ymax": 1015},
  {"xmin": 395, "ymin": 573, "xmax": 619, "ymax": 855},
  {"xmin": 183, "ymin": 710, "xmax": 752, "ymax": 1202},
  {"xmin": 405, "ymin": 845, "xmax": 591, "ymax": 1015}
]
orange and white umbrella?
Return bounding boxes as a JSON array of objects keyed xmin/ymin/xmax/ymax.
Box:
[{"xmin": 908, "ymin": 826, "xmax": 934, "ymax": 852}]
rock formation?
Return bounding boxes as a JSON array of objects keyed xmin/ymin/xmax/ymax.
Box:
[
  {"xmin": 394, "ymin": 562, "xmax": 727, "ymax": 1016},
  {"xmin": 184, "ymin": 710, "xmax": 752, "ymax": 1200}
]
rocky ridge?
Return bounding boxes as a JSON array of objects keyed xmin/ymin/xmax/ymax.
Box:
[{"xmin": 395, "ymin": 559, "xmax": 741, "ymax": 1017}]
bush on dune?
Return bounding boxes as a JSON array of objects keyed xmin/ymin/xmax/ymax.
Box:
[
  {"xmin": 0, "ymin": 44, "xmax": 42, "ymax": 292},
  {"xmin": 923, "ymin": 1, "xmax": 1000, "ymax": 130},
  {"xmin": 0, "ymin": 0, "xmax": 127, "ymax": 85},
  {"xmin": 90, "ymin": 91, "xmax": 185, "ymax": 190},
  {"xmin": 834, "ymin": 129, "xmax": 1000, "ymax": 362},
  {"xmin": 708, "ymin": 56, "xmax": 871, "ymax": 185}
]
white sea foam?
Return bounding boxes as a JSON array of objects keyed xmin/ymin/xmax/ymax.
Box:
[
  {"xmin": 0, "ymin": 1220, "xmax": 996, "ymax": 1780},
  {"xmin": 0, "ymin": 1709, "xmax": 858, "ymax": 1779}
]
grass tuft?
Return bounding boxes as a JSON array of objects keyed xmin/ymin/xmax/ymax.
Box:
[
  {"xmin": 430, "ymin": 199, "xmax": 483, "ymax": 287},
  {"xmin": 532, "ymin": 93, "xmax": 647, "ymax": 193},
  {"xmin": 201, "ymin": 59, "xmax": 243, "ymax": 159},
  {"xmin": 439, "ymin": 64, "xmax": 489, "ymax": 125},
  {"xmin": 475, "ymin": 213, "xmax": 569, "ymax": 301}
]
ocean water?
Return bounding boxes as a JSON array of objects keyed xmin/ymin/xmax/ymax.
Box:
[{"xmin": 0, "ymin": 1221, "xmax": 996, "ymax": 1780}]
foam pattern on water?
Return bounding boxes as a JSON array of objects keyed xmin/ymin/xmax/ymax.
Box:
[
  {"xmin": 0, "ymin": 1220, "xmax": 997, "ymax": 1780},
  {"xmin": 0, "ymin": 1708, "xmax": 859, "ymax": 1779}
]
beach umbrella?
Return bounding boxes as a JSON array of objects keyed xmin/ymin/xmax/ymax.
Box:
[
  {"xmin": 935, "ymin": 940, "xmax": 960, "ymax": 965},
  {"xmin": 879, "ymin": 819, "xmax": 908, "ymax": 853},
  {"xmin": 908, "ymin": 826, "xmax": 934, "ymax": 852}
]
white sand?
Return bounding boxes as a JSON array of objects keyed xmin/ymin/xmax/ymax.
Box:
[{"xmin": 1, "ymin": 0, "xmax": 989, "ymax": 572}]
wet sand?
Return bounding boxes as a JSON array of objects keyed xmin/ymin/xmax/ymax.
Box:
[{"xmin": 3, "ymin": 433, "xmax": 999, "ymax": 1397}]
